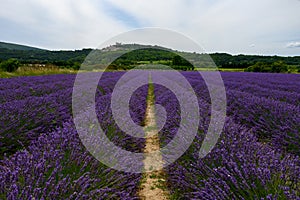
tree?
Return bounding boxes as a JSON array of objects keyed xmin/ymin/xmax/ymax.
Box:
[
  {"xmin": 72, "ymin": 62, "xmax": 81, "ymax": 70},
  {"xmin": 245, "ymin": 61, "xmax": 289, "ymax": 73},
  {"xmin": 271, "ymin": 61, "xmax": 288, "ymax": 73},
  {"xmin": 0, "ymin": 58, "xmax": 21, "ymax": 72},
  {"xmin": 172, "ymin": 55, "xmax": 194, "ymax": 70},
  {"xmin": 245, "ymin": 62, "xmax": 266, "ymax": 72},
  {"xmin": 172, "ymin": 55, "xmax": 182, "ymax": 66}
]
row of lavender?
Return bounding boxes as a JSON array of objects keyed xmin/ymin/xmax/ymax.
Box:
[
  {"xmin": 185, "ymin": 72, "xmax": 300, "ymax": 155},
  {"xmin": 0, "ymin": 72, "xmax": 147, "ymax": 199},
  {"xmin": 1, "ymin": 71, "xmax": 299, "ymax": 199},
  {"xmin": 154, "ymin": 72, "xmax": 300, "ymax": 199},
  {"xmin": 0, "ymin": 72, "xmax": 124, "ymax": 157}
]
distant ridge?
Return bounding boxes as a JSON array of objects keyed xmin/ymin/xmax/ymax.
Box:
[
  {"xmin": 101, "ymin": 43, "xmax": 172, "ymax": 52},
  {"xmin": 0, "ymin": 41, "xmax": 46, "ymax": 51},
  {"xmin": 0, "ymin": 41, "xmax": 299, "ymax": 71}
]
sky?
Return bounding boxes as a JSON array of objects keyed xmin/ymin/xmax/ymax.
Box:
[{"xmin": 0, "ymin": 0, "xmax": 300, "ymax": 55}]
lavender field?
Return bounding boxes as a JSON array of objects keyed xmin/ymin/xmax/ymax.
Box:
[{"xmin": 0, "ymin": 72, "xmax": 299, "ymax": 199}]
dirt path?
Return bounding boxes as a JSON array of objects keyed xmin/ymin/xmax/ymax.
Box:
[{"xmin": 138, "ymin": 82, "xmax": 169, "ymax": 200}]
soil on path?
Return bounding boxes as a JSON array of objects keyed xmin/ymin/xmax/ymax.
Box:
[{"xmin": 138, "ymin": 83, "xmax": 169, "ymax": 200}]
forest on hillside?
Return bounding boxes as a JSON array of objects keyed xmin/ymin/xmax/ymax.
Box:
[{"xmin": 0, "ymin": 43, "xmax": 300, "ymax": 72}]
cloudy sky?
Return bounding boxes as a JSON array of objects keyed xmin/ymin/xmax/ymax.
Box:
[{"xmin": 0, "ymin": 0, "xmax": 299, "ymax": 55}]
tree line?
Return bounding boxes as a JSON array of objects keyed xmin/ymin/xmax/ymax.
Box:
[{"xmin": 0, "ymin": 45, "xmax": 299, "ymax": 73}]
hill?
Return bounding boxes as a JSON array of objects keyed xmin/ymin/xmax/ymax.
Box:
[
  {"xmin": 0, "ymin": 41, "xmax": 45, "ymax": 51},
  {"xmin": 0, "ymin": 41, "xmax": 299, "ymax": 72}
]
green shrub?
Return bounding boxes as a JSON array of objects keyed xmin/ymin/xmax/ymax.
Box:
[
  {"xmin": 0, "ymin": 58, "xmax": 21, "ymax": 72},
  {"xmin": 245, "ymin": 61, "xmax": 288, "ymax": 73}
]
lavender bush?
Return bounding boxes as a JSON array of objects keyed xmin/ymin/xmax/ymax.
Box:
[
  {"xmin": 0, "ymin": 71, "xmax": 299, "ymax": 199},
  {"xmin": 0, "ymin": 72, "xmax": 146, "ymax": 199},
  {"xmin": 155, "ymin": 72, "xmax": 300, "ymax": 199}
]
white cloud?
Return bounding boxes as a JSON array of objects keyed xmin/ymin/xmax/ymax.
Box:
[
  {"xmin": 286, "ymin": 42, "xmax": 300, "ymax": 48},
  {"xmin": 0, "ymin": 0, "xmax": 300, "ymax": 55},
  {"xmin": 104, "ymin": 0, "xmax": 300, "ymax": 55},
  {"xmin": 0, "ymin": 0, "xmax": 129, "ymax": 49}
]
